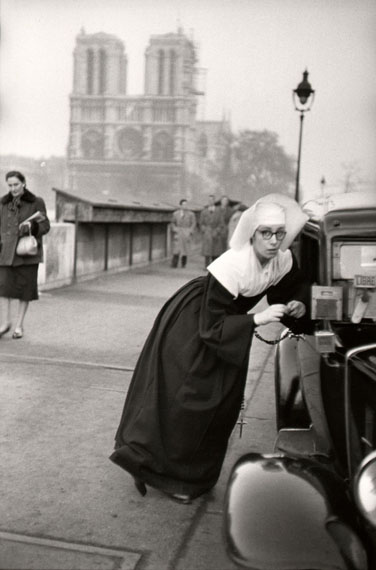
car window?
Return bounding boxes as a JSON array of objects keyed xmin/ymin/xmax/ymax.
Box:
[
  {"xmin": 299, "ymin": 234, "xmax": 319, "ymax": 285},
  {"xmin": 338, "ymin": 243, "xmax": 376, "ymax": 280}
]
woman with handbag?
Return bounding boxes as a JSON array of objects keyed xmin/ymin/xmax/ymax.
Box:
[{"xmin": 0, "ymin": 171, "xmax": 50, "ymax": 339}]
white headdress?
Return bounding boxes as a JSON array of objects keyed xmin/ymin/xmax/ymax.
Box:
[
  {"xmin": 254, "ymin": 202, "xmax": 285, "ymax": 227},
  {"xmin": 229, "ymin": 193, "xmax": 309, "ymax": 251}
]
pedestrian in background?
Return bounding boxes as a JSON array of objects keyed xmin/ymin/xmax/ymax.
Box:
[
  {"xmin": 199, "ymin": 194, "xmax": 223, "ymax": 267},
  {"xmin": 0, "ymin": 171, "xmax": 50, "ymax": 339},
  {"xmin": 170, "ymin": 199, "xmax": 196, "ymax": 268},
  {"xmin": 110, "ymin": 193, "xmax": 309, "ymax": 504},
  {"xmin": 217, "ymin": 195, "xmax": 234, "ymax": 255},
  {"xmin": 227, "ymin": 202, "xmax": 248, "ymax": 246}
]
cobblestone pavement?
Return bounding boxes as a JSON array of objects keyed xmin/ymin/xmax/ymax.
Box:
[{"xmin": 0, "ymin": 254, "xmax": 280, "ymax": 570}]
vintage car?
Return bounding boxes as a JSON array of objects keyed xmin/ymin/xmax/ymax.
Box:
[{"xmin": 224, "ymin": 193, "xmax": 376, "ymax": 569}]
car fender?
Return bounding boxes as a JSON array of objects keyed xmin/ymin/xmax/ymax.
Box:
[{"xmin": 223, "ymin": 453, "xmax": 368, "ymax": 570}]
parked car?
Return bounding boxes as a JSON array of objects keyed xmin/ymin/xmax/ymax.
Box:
[{"xmin": 223, "ymin": 193, "xmax": 376, "ymax": 569}]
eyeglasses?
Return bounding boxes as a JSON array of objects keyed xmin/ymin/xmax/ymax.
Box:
[{"xmin": 257, "ymin": 229, "xmax": 287, "ymax": 241}]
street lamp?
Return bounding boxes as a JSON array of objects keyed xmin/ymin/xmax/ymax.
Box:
[
  {"xmin": 293, "ymin": 70, "xmax": 315, "ymax": 203},
  {"xmin": 320, "ymin": 176, "xmax": 326, "ymax": 199}
]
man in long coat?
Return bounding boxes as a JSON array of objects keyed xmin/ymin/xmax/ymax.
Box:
[
  {"xmin": 199, "ymin": 195, "xmax": 225, "ymax": 267},
  {"xmin": 170, "ymin": 199, "xmax": 196, "ymax": 268},
  {"xmin": 217, "ymin": 195, "xmax": 234, "ymax": 255}
]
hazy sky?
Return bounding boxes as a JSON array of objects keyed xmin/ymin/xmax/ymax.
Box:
[{"xmin": 1, "ymin": 0, "xmax": 375, "ymax": 202}]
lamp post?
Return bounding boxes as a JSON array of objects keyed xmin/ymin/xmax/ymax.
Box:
[
  {"xmin": 320, "ymin": 176, "xmax": 326, "ymax": 199},
  {"xmin": 293, "ymin": 70, "xmax": 315, "ymax": 203}
]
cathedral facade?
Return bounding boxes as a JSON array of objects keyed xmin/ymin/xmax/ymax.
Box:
[{"xmin": 67, "ymin": 28, "xmax": 228, "ymax": 204}]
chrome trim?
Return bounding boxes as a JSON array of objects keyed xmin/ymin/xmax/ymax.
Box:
[{"xmin": 354, "ymin": 450, "xmax": 376, "ymax": 525}]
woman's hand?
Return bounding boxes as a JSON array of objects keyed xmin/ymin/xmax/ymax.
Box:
[
  {"xmin": 285, "ymin": 300, "xmax": 306, "ymax": 318},
  {"xmin": 19, "ymin": 221, "xmax": 31, "ymax": 235},
  {"xmin": 254, "ymin": 304, "xmax": 287, "ymax": 326}
]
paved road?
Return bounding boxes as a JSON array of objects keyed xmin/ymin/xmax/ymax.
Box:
[{"xmin": 0, "ymin": 254, "xmax": 281, "ymax": 570}]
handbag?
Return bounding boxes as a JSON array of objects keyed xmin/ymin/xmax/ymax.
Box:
[{"xmin": 16, "ymin": 227, "xmax": 38, "ymax": 256}]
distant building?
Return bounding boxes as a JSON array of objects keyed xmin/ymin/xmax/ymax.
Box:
[{"xmin": 67, "ymin": 27, "xmax": 229, "ymax": 204}]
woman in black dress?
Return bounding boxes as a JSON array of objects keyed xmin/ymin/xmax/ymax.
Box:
[
  {"xmin": 0, "ymin": 171, "xmax": 50, "ymax": 339},
  {"xmin": 110, "ymin": 193, "xmax": 309, "ymax": 503}
]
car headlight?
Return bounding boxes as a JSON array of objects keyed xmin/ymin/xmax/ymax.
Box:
[{"xmin": 354, "ymin": 450, "xmax": 376, "ymax": 526}]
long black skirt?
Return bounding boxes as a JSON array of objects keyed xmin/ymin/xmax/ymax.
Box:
[
  {"xmin": 110, "ymin": 275, "xmax": 256, "ymax": 499},
  {"xmin": 0, "ymin": 264, "xmax": 39, "ymax": 301}
]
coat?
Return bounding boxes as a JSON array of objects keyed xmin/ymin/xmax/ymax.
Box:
[
  {"xmin": 170, "ymin": 209, "xmax": 196, "ymax": 255},
  {"xmin": 199, "ymin": 206, "xmax": 227, "ymax": 257},
  {"xmin": 0, "ymin": 189, "xmax": 50, "ymax": 266},
  {"xmin": 110, "ymin": 256, "xmax": 308, "ymax": 499},
  {"xmin": 227, "ymin": 210, "xmax": 243, "ymax": 246},
  {"xmin": 217, "ymin": 205, "xmax": 234, "ymax": 253}
]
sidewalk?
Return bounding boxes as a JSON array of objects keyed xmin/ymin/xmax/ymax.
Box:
[{"xmin": 0, "ymin": 253, "xmax": 278, "ymax": 570}]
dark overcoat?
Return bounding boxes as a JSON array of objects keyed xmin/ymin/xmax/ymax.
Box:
[
  {"xmin": 199, "ymin": 207, "xmax": 226, "ymax": 257},
  {"xmin": 0, "ymin": 189, "xmax": 50, "ymax": 266},
  {"xmin": 110, "ymin": 257, "xmax": 307, "ymax": 499},
  {"xmin": 217, "ymin": 205, "xmax": 234, "ymax": 254}
]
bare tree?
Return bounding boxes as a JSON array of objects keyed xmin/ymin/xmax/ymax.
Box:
[{"xmin": 210, "ymin": 129, "xmax": 295, "ymax": 204}]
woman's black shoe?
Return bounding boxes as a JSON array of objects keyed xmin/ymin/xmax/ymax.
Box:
[
  {"xmin": 0, "ymin": 324, "xmax": 11, "ymax": 338},
  {"xmin": 134, "ymin": 478, "xmax": 147, "ymax": 497}
]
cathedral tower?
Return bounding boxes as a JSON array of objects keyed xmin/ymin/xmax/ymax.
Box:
[
  {"xmin": 72, "ymin": 28, "xmax": 127, "ymax": 96},
  {"xmin": 144, "ymin": 28, "xmax": 197, "ymax": 97},
  {"xmin": 69, "ymin": 29, "xmax": 127, "ymax": 167}
]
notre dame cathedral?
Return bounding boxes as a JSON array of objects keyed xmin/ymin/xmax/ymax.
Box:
[{"xmin": 67, "ymin": 27, "xmax": 229, "ymax": 204}]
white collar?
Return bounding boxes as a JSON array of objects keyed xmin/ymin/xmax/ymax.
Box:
[{"xmin": 207, "ymin": 243, "xmax": 293, "ymax": 298}]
